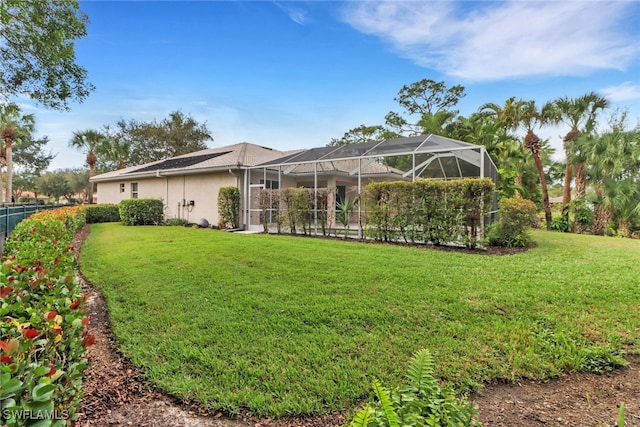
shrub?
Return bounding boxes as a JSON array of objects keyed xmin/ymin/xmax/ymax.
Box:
[
  {"xmin": 487, "ymin": 197, "xmax": 538, "ymax": 247},
  {"xmin": 85, "ymin": 204, "xmax": 121, "ymax": 224},
  {"xmin": 569, "ymin": 198, "xmax": 594, "ymax": 233},
  {"xmin": 349, "ymin": 349, "xmax": 481, "ymax": 427},
  {"xmin": 163, "ymin": 218, "xmax": 189, "ymax": 227},
  {"xmin": 119, "ymin": 198, "xmax": 164, "ymax": 226},
  {"xmin": 0, "ymin": 206, "xmax": 92, "ymax": 426},
  {"xmin": 218, "ymin": 186, "xmax": 240, "ymax": 229}
]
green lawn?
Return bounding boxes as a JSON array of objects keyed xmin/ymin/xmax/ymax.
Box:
[{"xmin": 80, "ymin": 224, "xmax": 640, "ymax": 417}]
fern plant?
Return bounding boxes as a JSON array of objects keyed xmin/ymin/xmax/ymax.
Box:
[{"xmin": 349, "ymin": 349, "xmax": 482, "ymax": 427}]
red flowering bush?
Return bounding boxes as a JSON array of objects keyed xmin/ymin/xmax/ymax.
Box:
[{"xmin": 1, "ymin": 206, "xmax": 92, "ymax": 426}]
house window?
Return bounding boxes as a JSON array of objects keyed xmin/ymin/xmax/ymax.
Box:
[
  {"xmin": 131, "ymin": 183, "xmax": 138, "ymax": 198},
  {"xmin": 120, "ymin": 183, "xmax": 125, "ymax": 193},
  {"xmin": 259, "ymin": 179, "xmax": 279, "ymax": 190}
]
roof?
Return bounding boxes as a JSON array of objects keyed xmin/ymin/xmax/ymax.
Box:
[
  {"xmin": 256, "ymin": 134, "xmax": 483, "ymax": 167},
  {"xmin": 253, "ymin": 134, "xmax": 498, "ymax": 182},
  {"xmin": 91, "ymin": 142, "xmax": 294, "ymax": 182},
  {"xmin": 270, "ymin": 158, "xmax": 406, "ymax": 178}
]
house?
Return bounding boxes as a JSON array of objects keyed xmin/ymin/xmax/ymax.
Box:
[
  {"xmin": 90, "ymin": 142, "xmax": 289, "ymax": 227},
  {"xmin": 91, "ymin": 135, "xmax": 498, "ymax": 230}
]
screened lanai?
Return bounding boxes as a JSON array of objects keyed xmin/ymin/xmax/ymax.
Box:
[{"xmin": 243, "ymin": 134, "xmax": 498, "ymax": 233}]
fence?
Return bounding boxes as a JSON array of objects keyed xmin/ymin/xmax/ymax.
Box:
[{"xmin": 0, "ymin": 204, "xmax": 65, "ymax": 254}]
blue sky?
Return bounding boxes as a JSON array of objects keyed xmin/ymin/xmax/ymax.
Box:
[{"xmin": 20, "ymin": 0, "xmax": 640, "ymax": 170}]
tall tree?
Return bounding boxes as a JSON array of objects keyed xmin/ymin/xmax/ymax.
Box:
[
  {"xmin": 69, "ymin": 129, "xmax": 106, "ymax": 202},
  {"xmin": 553, "ymin": 92, "xmax": 609, "ymax": 209},
  {"xmin": 0, "ymin": 0, "xmax": 94, "ymax": 110},
  {"xmin": 520, "ymin": 101, "xmax": 555, "ymax": 230},
  {"xmin": 385, "ymin": 79, "xmax": 466, "ymax": 136},
  {"xmin": 1, "ymin": 103, "xmax": 35, "ymax": 203},
  {"xmin": 97, "ymin": 127, "xmax": 131, "ymax": 171},
  {"xmin": 112, "ymin": 111, "xmax": 212, "ymax": 165},
  {"xmin": 329, "ymin": 125, "xmax": 393, "ymax": 146},
  {"xmin": 35, "ymin": 170, "xmax": 72, "ymax": 203}
]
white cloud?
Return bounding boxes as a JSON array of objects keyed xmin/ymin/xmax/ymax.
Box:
[
  {"xmin": 342, "ymin": 1, "xmax": 640, "ymax": 81},
  {"xmin": 600, "ymin": 81, "xmax": 640, "ymax": 102},
  {"xmin": 274, "ymin": 1, "xmax": 309, "ymax": 25}
]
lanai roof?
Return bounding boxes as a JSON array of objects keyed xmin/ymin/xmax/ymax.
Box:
[{"xmin": 254, "ymin": 134, "xmax": 498, "ymax": 182}]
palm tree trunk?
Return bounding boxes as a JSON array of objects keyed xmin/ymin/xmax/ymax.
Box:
[
  {"xmin": 574, "ymin": 162, "xmax": 587, "ymax": 199},
  {"xmin": 532, "ymin": 152, "xmax": 552, "ymax": 230},
  {"xmin": 561, "ymin": 148, "xmax": 572, "ymax": 210},
  {"xmin": 5, "ymin": 138, "xmax": 12, "ymax": 204},
  {"xmin": 514, "ymin": 175, "xmax": 523, "ymax": 199}
]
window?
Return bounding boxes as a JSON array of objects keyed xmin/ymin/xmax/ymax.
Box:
[
  {"xmin": 259, "ymin": 179, "xmax": 279, "ymax": 189},
  {"xmin": 131, "ymin": 183, "xmax": 138, "ymax": 198},
  {"xmin": 120, "ymin": 183, "xmax": 125, "ymax": 193}
]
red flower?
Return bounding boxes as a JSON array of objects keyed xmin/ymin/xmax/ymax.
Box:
[
  {"xmin": 81, "ymin": 317, "xmax": 90, "ymax": 326},
  {"xmin": 23, "ymin": 328, "xmax": 39, "ymax": 339},
  {"xmin": 52, "ymin": 326, "xmax": 62, "ymax": 334},
  {"xmin": 82, "ymin": 335, "xmax": 96, "ymax": 347},
  {"xmin": 0, "ymin": 341, "xmax": 7, "ymax": 351},
  {"xmin": 0, "ymin": 286, "xmax": 13, "ymax": 298},
  {"xmin": 1, "ymin": 355, "xmax": 14, "ymax": 363},
  {"xmin": 69, "ymin": 299, "xmax": 81, "ymax": 310},
  {"xmin": 46, "ymin": 366, "xmax": 57, "ymax": 377},
  {"xmin": 45, "ymin": 311, "xmax": 58, "ymax": 321}
]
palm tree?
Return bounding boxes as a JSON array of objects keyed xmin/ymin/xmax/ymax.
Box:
[
  {"xmin": 520, "ymin": 101, "xmax": 555, "ymax": 230},
  {"xmin": 1, "ymin": 103, "xmax": 35, "ymax": 203},
  {"xmin": 586, "ymin": 129, "xmax": 640, "ymax": 235},
  {"xmin": 69, "ymin": 129, "xmax": 106, "ymax": 203},
  {"xmin": 99, "ymin": 136, "xmax": 131, "ymax": 170},
  {"xmin": 553, "ymin": 92, "xmax": 609, "ymax": 209}
]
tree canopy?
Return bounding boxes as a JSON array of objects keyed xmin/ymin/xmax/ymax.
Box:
[
  {"xmin": 0, "ymin": 0, "xmax": 94, "ymax": 109},
  {"xmin": 106, "ymin": 111, "xmax": 213, "ymax": 165}
]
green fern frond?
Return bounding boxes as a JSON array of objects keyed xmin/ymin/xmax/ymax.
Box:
[
  {"xmin": 405, "ymin": 349, "xmax": 438, "ymax": 395},
  {"xmin": 350, "ymin": 404, "xmax": 376, "ymax": 427},
  {"xmin": 372, "ymin": 378, "xmax": 400, "ymax": 427}
]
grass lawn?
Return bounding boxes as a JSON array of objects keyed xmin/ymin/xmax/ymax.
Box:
[{"xmin": 80, "ymin": 224, "xmax": 640, "ymax": 417}]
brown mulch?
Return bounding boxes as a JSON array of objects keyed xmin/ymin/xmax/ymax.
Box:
[{"xmin": 72, "ymin": 225, "xmax": 639, "ymax": 426}]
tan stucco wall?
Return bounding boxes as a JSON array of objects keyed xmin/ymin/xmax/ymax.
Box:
[{"xmin": 95, "ymin": 171, "xmax": 240, "ymax": 226}]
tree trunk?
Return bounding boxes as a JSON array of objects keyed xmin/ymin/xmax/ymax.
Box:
[
  {"xmin": 532, "ymin": 152, "xmax": 553, "ymax": 230},
  {"xmin": 88, "ymin": 165, "xmax": 95, "ymax": 203},
  {"xmin": 6, "ymin": 139, "xmax": 12, "ymax": 204},
  {"xmin": 574, "ymin": 162, "xmax": 587, "ymax": 199},
  {"xmin": 514, "ymin": 175, "xmax": 523, "ymax": 199},
  {"xmin": 561, "ymin": 147, "xmax": 572, "ymax": 211}
]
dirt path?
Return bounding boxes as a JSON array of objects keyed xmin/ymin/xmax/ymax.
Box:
[{"xmin": 73, "ymin": 226, "xmax": 639, "ymax": 427}]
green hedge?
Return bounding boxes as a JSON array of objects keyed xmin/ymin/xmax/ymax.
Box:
[
  {"xmin": 85, "ymin": 204, "xmax": 121, "ymax": 224},
  {"xmin": 1, "ymin": 206, "xmax": 91, "ymax": 426},
  {"xmin": 487, "ymin": 197, "xmax": 538, "ymax": 247},
  {"xmin": 363, "ymin": 178, "xmax": 495, "ymax": 248},
  {"xmin": 217, "ymin": 187, "xmax": 240, "ymax": 229},
  {"xmin": 119, "ymin": 199, "xmax": 164, "ymax": 226}
]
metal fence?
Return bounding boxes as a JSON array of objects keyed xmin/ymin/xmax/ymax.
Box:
[{"xmin": 0, "ymin": 204, "xmax": 65, "ymax": 254}]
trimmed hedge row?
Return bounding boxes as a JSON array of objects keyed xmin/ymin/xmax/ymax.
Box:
[
  {"xmin": 85, "ymin": 204, "xmax": 121, "ymax": 224},
  {"xmin": 1, "ymin": 206, "xmax": 93, "ymax": 426},
  {"xmin": 119, "ymin": 199, "xmax": 164, "ymax": 226},
  {"xmin": 363, "ymin": 178, "xmax": 495, "ymax": 248}
]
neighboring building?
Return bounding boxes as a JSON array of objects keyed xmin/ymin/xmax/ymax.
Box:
[{"xmin": 91, "ymin": 136, "xmax": 498, "ymax": 230}]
